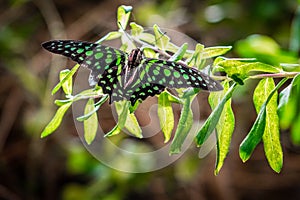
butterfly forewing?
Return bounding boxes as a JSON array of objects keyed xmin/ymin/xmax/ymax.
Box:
[{"xmin": 42, "ymin": 40, "xmax": 126, "ymax": 86}]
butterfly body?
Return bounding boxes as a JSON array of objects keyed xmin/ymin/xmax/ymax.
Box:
[{"xmin": 42, "ymin": 40, "xmax": 222, "ymax": 105}]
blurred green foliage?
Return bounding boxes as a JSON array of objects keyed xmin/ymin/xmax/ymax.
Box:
[{"xmin": 0, "ymin": 0, "xmax": 300, "ymax": 199}]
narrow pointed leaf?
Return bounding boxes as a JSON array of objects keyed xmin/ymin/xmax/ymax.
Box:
[
  {"xmin": 115, "ymin": 101, "xmax": 142, "ymax": 138},
  {"xmin": 196, "ymin": 83, "xmax": 236, "ymax": 145},
  {"xmin": 105, "ymin": 124, "xmax": 122, "ymax": 137},
  {"xmin": 41, "ymin": 102, "xmax": 72, "ymax": 138},
  {"xmin": 170, "ymin": 94, "xmax": 196, "ymax": 154},
  {"xmin": 158, "ymin": 91, "xmax": 174, "ymax": 143},
  {"xmin": 253, "ymin": 78, "xmax": 283, "ymax": 173},
  {"xmin": 168, "ymin": 43, "xmax": 188, "ymax": 62},
  {"xmin": 59, "ymin": 69, "xmax": 73, "ymax": 95},
  {"xmin": 54, "ymin": 99, "xmax": 72, "ymax": 106},
  {"xmin": 83, "ymin": 98, "xmax": 98, "ymax": 145},
  {"xmin": 153, "ymin": 24, "xmax": 170, "ymax": 51},
  {"xmin": 208, "ymin": 81, "xmax": 235, "ymax": 175},
  {"xmin": 240, "ymin": 78, "xmax": 288, "ymax": 162},
  {"xmin": 52, "ymin": 64, "xmax": 80, "ymax": 95},
  {"xmin": 239, "ymin": 105, "xmax": 266, "ymax": 162},
  {"xmin": 77, "ymin": 95, "xmax": 108, "ymax": 122},
  {"xmin": 117, "ymin": 5, "xmax": 132, "ymax": 30},
  {"xmin": 278, "ymin": 73, "xmax": 300, "ymax": 129},
  {"xmin": 96, "ymin": 31, "xmax": 122, "ymax": 43},
  {"xmin": 202, "ymin": 46, "xmax": 232, "ymax": 59},
  {"xmin": 186, "ymin": 44, "xmax": 204, "ymax": 69}
]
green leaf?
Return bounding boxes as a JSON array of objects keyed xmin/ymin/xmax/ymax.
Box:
[
  {"xmin": 208, "ymin": 81, "xmax": 235, "ymax": 175},
  {"xmin": 138, "ymin": 33, "xmax": 156, "ymax": 45},
  {"xmin": 169, "ymin": 43, "xmax": 188, "ymax": 62},
  {"xmin": 77, "ymin": 95, "xmax": 108, "ymax": 121},
  {"xmin": 239, "ymin": 104, "xmax": 267, "ymax": 162},
  {"xmin": 52, "ymin": 64, "xmax": 80, "ymax": 95},
  {"xmin": 117, "ymin": 5, "xmax": 132, "ymax": 30},
  {"xmin": 239, "ymin": 78, "xmax": 288, "ymax": 163},
  {"xmin": 124, "ymin": 113, "xmax": 143, "ymax": 138},
  {"xmin": 59, "ymin": 69, "xmax": 73, "ymax": 95},
  {"xmin": 158, "ymin": 91, "xmax": 174, "ymax": 143},
  {"xmin": 54, "ymin": 99, "xmax": 72, "ymax": 106},
  {"xmin": 105, "ymin": 124, "xmax": 122, "ymax": 137},
  {"xmin": 83, "ymin": 98, "xmax": 98, "ymax": 145},
  {"xmin": 186, "ymin": 43, "xmax": 204, "ymax": 69},
  {"xmin": 253, "ymin": 78, "xmax": 283, "ymax": 173},
  {"xmin": 143, "ymin": 47, "xmax": 157, "ymax": 58},
  {"xmin": 115, "ymin": 101, "xmax": 142, "ymax": 138},
  {"xmin": 41, "ymin": 102, "xmax": 72, "ymax": 138},
  {"xmin": 166, "ymin": 90, "xmax": 183, "ymax": 104},
  {"xmin": 213, "ymin": 57, "xmax": 282, "ymax": 82},
  {"xmin": 278, "ymin": 73, "xmax": 300, "ymax": 129},
  {"xmin": 96, "ymin": 31, "xmax": 122, "ymax": 43},
  {"xmin": 236, "ymin": 34, "xmax": 298, "ymax": 65},
  {"xmin": 196, "ymin": 83, "xmax": 236, "ymax": 145},
  {"xmin": 170, "ymin": 94, "xmax": 197, "ymax": 154},
  {"xmin": 202, "ymin": 46, "xmax": 232, "ymax": 59},
  {"xmin": 153, "ymin": 24, "xmax": 170, "ymax": 51},
  {"xmin": 130, "ymin": 22, "xmax": 144, "ymax": 36}
]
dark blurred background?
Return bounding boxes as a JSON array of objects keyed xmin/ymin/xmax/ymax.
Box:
[{"xmin": 1, "ymin": 0, "xmax": 300, "ymax": 199}]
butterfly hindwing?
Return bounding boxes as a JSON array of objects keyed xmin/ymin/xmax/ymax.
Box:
[{"xmin": 140, "ymin": 59, "xmax": 223, "ymax": 91}]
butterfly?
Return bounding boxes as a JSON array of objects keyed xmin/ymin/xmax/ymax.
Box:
[{"xmin": 42, "ymin": 40, "xmax": 223, "ymax": 105}]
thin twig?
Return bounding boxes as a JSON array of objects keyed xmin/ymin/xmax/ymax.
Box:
[
  {"xmin": 0, "ymin": 88, "xmax": 23, "ymax": 152},
  {"xmin": 250, "ymin": 72, "xmax": 299, "ymax": 79}
]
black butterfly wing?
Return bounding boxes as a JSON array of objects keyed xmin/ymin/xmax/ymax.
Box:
[
  {"xmin": 140, "ymin": 58, "xmax": 223, "ymax": 91},
  {"xmin": 122, "ymin": 58, "xmax": 222, "ymax": 105},
  {"xmin": 42, "ymin": 40, "xmax": 126, "ymax": 86}
]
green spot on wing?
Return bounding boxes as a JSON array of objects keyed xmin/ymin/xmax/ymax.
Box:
[
  {"xmin": 86, "ymin": 50, "xmax": 93, "ymax": 56},
  {"xmin": 174, "ymin": 71, "xmax": 180, "ymax": 78},
  {"xmin": 95, "ymin": 52, "xmax": 104, "ymax": 59},
  {"xmin": 183, "ymin": 74, "xmax": 189, "ymax": 80},
  {"xmin": 77, "ymin": 48, "xmax": 84, "ymax": 54},
  {"xmin": 164, "ymin": 69, "xmax": 171, "ymax": 77},
  {"xmin": 153, "ymin": 69, "xmax": 159, "ymax": 75},
  {"xmin": 105, "ymin": 58, "xmax": 113, "ymax": 63}
]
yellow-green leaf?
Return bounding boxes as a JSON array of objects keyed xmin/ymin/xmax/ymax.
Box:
[
  {"xmin": 117, "ymin": 5, "xmax": 132, "ymax": 30},
  {"xmin": 196, "ymin": 83, "xmax": 236, "ymax": 145},
  {"xmin": 153, "ymin": 24, "xmax": 170, "ymax": 51},
  {"xmin": 41, "ymin": 102, "xmax": 72, "ymax": 138},
  {"xmin": 59, "ymin": 69, "xmax": 73, "ymax": 95},
  {"xmin": 158, "ymin": 91, "xmax": 174, "ymax": 143},
  {"xmin": 168, "ymin": 43, "xmax": 188, "ymax": 62},
  {"xmin": 278, "ymin": 73, "xmax": 300, "ymax": 129},
  {"xmin": 253, "ymin": 78, "xmax": 283, "ymax": 173},
  {"xmin": 96, "ymin": 31, "xmax": 122, "ymax": 43},
  {"xmin": 209, "ymin": 81, "xmax": 235, "ymax": 175},
  {"xmin": 239, "ymin": 78, "xmax": 287, "ymax": 164},
  {"xmin": 52, "ymin": 64, "xmax": 80, "ymax": 95},
  {"xmin": 170, "ymin": 94, "xmax": 196, "ymax": 154},
  {"xmin": 115, "ymin": 101, "xmax": 142, "ymax": 138},
  {"xmin": 83, "ymin": 98, "xmax": 98, "ymax": 145},
  {"xmin": 202, "ymin": 46, "xmax": 232, "ymax": 59}
]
